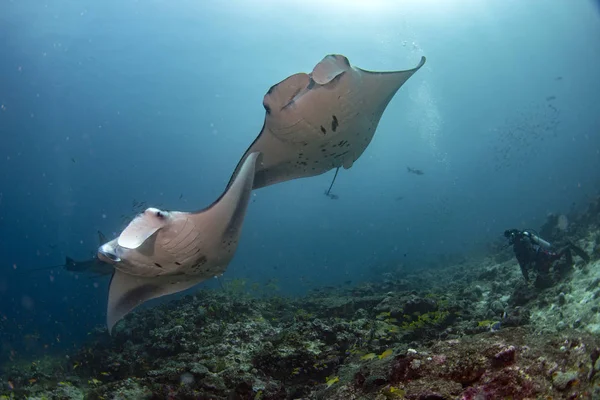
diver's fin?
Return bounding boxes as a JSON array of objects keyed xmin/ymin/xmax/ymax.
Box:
[
  {"xmin": 107, "ymin": 269, "xmax": 206, "ymax": 334},
  {"xmin": 569, "ymin": 242, "xmax": 591, "ymax": 263}
]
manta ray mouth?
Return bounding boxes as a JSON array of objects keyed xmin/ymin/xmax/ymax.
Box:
[{"xmin": 98, "ymin": 244, "xmax": 121, "ymax": 264}]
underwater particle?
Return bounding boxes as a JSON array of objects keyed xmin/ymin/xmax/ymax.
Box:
[
  {"xmin": 21, "ymin": 295, "xmax": 34, "ymax": 310},
  {"xmin": 180, "ymin": 372, "xmax": 194, "ymax": 386}
]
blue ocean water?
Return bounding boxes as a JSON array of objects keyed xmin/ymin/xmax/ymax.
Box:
[{"xmin": 1, "ymin": 0, "xmax": 599, "ymax": 361}]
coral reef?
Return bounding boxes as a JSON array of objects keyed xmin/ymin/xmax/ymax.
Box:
[{"xmin": 1, "ymin": 196, "xmax": 600, "ymax": 399}]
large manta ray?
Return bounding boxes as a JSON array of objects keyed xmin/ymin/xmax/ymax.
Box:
[
  {"xmin": 227, "ymin": 54, "xmax": 426, "ymax": 190},
  {"xmin": 97, "ymin": 152, "xmax": 261, "ymax": 333}
]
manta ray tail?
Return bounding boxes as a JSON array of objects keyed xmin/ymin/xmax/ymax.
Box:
[
  {"xmin": 324, "ymin": 167, "xmax": 340, "ymax": 198},
  {"xmin": 18, "ymin": 262, "xmax": 66, "ymax": 274}
]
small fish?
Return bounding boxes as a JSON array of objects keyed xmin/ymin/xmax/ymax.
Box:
[
  {"xmin": 378, "ymin": 349, "xmax": 393, "ymax": 359},
  {"xmin": 325, "ymin": 376, "xmax": 339, "ymax": 388},
  {"xmin": 360, "ymin": 353, "xmax": 377, "ymax": 361},
  {"xmin": 28, "ymin": 378, "xmax": 37, "ymax": 384},
  {"xmin": 555, "ymin": 76, "xmax": 563, "ymax": 81},
  {"xmin": 395, "ymin": 196, "xmax": 404, "ymax": 201},
  {"xmin": 389, "ymin": 387, "xmax": 405, "ymax": 396},
  {"xmin": 546, "ymin": 95, "xmax": 556, "ymax": 101},
  {"xmin": 407, "ymin": 166, "xmax": 424, "ymax": 175},
  {"xmin": 73, "ymin": 362, "xmax": 80, "ymax": 369},
  {"xmin": 71, "ymin": 157, "xmax": 76, "ymax": 163},
  {"xmin": 179, "ymin": 193, "xmax": 183, "ymax": 199},
  {"xmin": 100, "ymin": 372, "xmax": 110, "ymax": 376}
]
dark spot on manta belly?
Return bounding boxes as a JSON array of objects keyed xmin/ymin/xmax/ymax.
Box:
[
  {"xmin": 154, "ymin": 263, "xmax": 164, "ymax": 269},
  {"xmin": 175, "ymin": 262, "xmax": 182, "ymax": 266},
  {"xmin": 331, "ymin": 115, "xmax": 339, "ymax": 132},
  {"xmin": 320, "ymin": 125, "xmax": 327, "ymax": 134}
]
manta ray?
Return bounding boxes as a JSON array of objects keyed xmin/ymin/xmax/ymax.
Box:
[
  {"xmin": 227, "ymin": 54, "xmax": 426, "ymax": 191},
  {"xmin": 19, "ymin": 231, "xmax": 114, "ymax": 277},
  {"xmin": 97, "ymin": 152, "xmax": 261, "ymax": 333}
]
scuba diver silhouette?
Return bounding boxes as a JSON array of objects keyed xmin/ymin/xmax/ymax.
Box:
[{"xmin": 504, "ymin": 229, "xmax": 590, "ymax": 283}]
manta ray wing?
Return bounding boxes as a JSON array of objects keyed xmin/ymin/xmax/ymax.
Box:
[{"xmin": 106, "ymin": 269, "xmax": 206, "ymax": 333}]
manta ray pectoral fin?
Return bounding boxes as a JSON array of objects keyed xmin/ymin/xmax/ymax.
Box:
[
  {"xmin": 311, "ymin": 54, "xmax": 349, "ymax": 85},
  {"xmin": 358, "ymin": 56, "xmax": 427, "ymax": 102},
  {"xmin": 200, "ymin": 152, "xmax": 261, "ymax": 234},
  {"xmin": 118, "ymin": 208, "xmax": 168, "ymax": 249},
  {"xmin": 106, "ymin": 269, "xmax": 206, "ymax": 334}
]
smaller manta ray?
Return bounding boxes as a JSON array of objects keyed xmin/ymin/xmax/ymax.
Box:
[
  {"xmin": 407, "ymin": 167, "xmax": 424, "ymax": 175},
  {"xmin": 98, "ymin": 152, "xmax": 261, "ymax": 334},
  {"xmin": 64, "ymin": 231, "xmax": 114, "ymax": 277},
  {"xmin": 19, "ymin": 231, "xmax": 114, "ymax": 277},
  {"xmin": 227, "ymin": 54, "xmax": 426, "ymax": 191}
]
